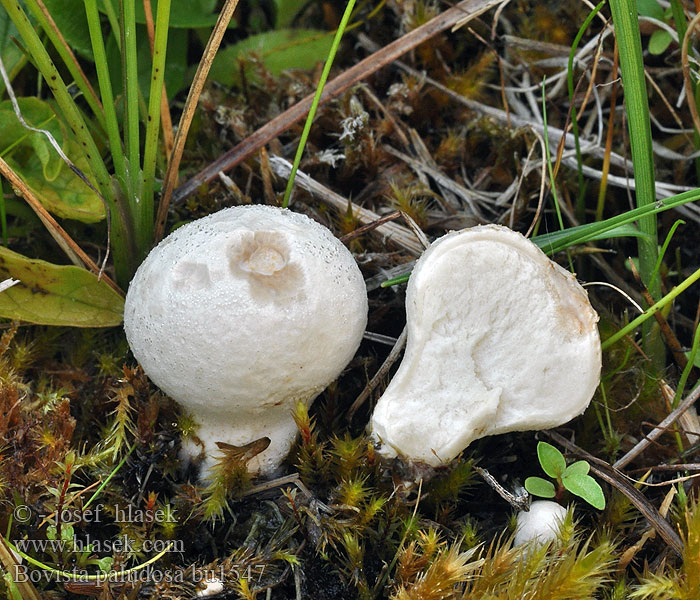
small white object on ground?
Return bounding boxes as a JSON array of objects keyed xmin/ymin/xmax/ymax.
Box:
[
  {"xmin": 0, "ymin": 278, "xmax": 19, "ymax": 293},
  {"xmin": 370, "ymin": 224, "xmax": 601, "ymax": 465},
  {"xmin": 124, "ymin": 205, "xmax": 367, "ymax": 476},
  {"xmin": 514, "ymin": 500, "xmax": 568, "ymax": 546},
  {"xmin": 195, "ymin": 577, "xmax": 224, "ymax": 598}
]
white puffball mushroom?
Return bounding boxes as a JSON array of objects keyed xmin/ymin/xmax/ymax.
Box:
[
  {"xmin": 124, "ymin": 205, "xmax": 368, "ymax": 476},
  {"xmin": 370, "ymin": 224, "xmax": 601, "ymax": 465},
  {"xmin": 513, "ymin": 500, "xmax": 568, "ymax": 546}
]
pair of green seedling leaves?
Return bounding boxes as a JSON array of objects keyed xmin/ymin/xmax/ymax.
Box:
[{"xmin": 525, "ymin": 442, "xmax": 606, "ymax": 510}]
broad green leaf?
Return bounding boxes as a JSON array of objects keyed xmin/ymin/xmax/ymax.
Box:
[
  {"xmin": 95, "ymin": 557, "xmax": 113, "ymax": 573},
  {"xmin": 0, "ymin": 98, "xmax": 64, "ymax": 183},
  {"xmin": 637, "ymin": 0, "xmax": 664, "ymax": 20},
  {"xmin": 275, "ymin": 0, "xmax": 310, "ymax": 28},
  {"xmin": 0, "ymin": 246, "xmax": 124, "ymax": 327},
  {"xmin": 0, "ymin": 10, "xmax": 25, "ymax": 95},
  {"xmin": 562, "ymin": 473, "xmax": 606, "ymax": 509},
  {"xmin": 9, "ymin": 137, "xmax": 106, "ymax": 223},
  {"xmin": 537, "ymin": 441, "xmax": 566, "ymax": 479},
  {"xmin": 686, "ymin": 350, "xmax": 700, "ymax": 368},
  {"xmin": 0, "ymin": 99, "xmax": 103, "ymax": 222},
  {"xmin": 649, "ymin": 29, "xmax": 673, "ymax": 55},
  {"xmin": 100, "ymin": 0, "xmax": 236, "ymax": 28},
  {"xmin": 210, "ymin": 29, "xmax": 334, "ymax": 86},
  {"xmin": 563, "ymin": 460, "xmax": 590, "ymax": 479},
  {"xmin": 524, "ymin": 477, "xmax": 556, "ymax": 498},
  {"xmin": 41, "ymin": 0, "xmax": 93, "ymax": 60}
]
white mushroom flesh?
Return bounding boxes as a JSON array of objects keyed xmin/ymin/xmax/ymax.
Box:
[{"xmin": 369, "ymin": 224, "xmax": 601, "ymax": 465}]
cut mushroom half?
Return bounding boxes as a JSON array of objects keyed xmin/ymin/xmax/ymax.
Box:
[{"xmin": 369, "ymin": 224, "xmax": 601, "ymax": 466}]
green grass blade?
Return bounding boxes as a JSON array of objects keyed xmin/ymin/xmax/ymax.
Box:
[
  {"xmin": 23, "ymin": 0, "xmax": 106, "ymax": 130},
  {"xmin": 140, "ymin": 0, "xmax": 171, "ymax": 258},
  {"xmin": 84, "ymin": 0, "xmax": 127, "ymax": 188},
  {"xmin": 567, "ymin": 1, "xmax": 606, "ymax": 222},
  {"xmin": 0, "ymin": 0, "xmax": 135, "ymax": 284},
  {"xmin": 610, "ymin": 0, "xmax": 663, "ymax": 365},
  {"xmin": 674, "ymin": 323, "xmax": 700, "ymax": 409},
  {"xmin": 650, "ymin": 218, "xmax": 684, "ymax": 286},
  {"xmin": 601, "ymin": 265, "xmax": 700, "ymax": 350},
  {"xmin": 609, "ymin": 1, "xmax": 660, "ymax": 292},
  {"xmin": 0, "ymin": 0, "xmax": 110, "ymax": 188},
  {"xmin": 281, "ymin": 0, "xmax": 357, "ymax": 208},
  {"xmin": 0, "ymin": 175, "xmax": 5, "ymax": 246},
  {"xmin": 120, "ymin": 0, "xmax": 141, "ymax": 203}
]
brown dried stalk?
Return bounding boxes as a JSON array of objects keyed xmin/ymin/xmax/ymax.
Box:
[
  {"xmin": 154, "ymin": 0, "xmax": 241, "ymax": 242},
  {"xmin": 170, "ymin": 0, "xmax": 507, "ymax": 209}
]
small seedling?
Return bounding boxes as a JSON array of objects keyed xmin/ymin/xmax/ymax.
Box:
[{"xmin": 525, "ymin": 442, "xmax": 606, "ymax": 510}]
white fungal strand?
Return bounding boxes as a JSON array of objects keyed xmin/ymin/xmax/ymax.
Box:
[
  {"xmin": 369, "ymin": 224, "xmax": 601, "ymax": 466},
  {"xmin": 124, "ymin": 205, "xmax": 368, "ymax": 476}
]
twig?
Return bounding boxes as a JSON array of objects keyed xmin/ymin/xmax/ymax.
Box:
[
  {"xmin": 170, "ymin": 0, "xmax": 507, "ymax": 207},
  {"xmin": 339, "ymin": 211, "xmax": 401, "ymax": 244},
  {"xmin": 0, "ymin": 157, "xmax": 123, "ymax": 296},
  {"xmin": 155, "ymin": 0, "xmax": 241, "ymax": 242},
  {"xmin": 681, "ymin": 13, "xmax": 700, "ymax": 137},
  {"xmin": 524, "ymin": 129, "xmax": 547, "ymax": 238},
  {"xmin": 268, "ymin": 155, "xmax": 425, "ymax": 255},
  {"xmin": 614, "ymin": 382, "xmax": 700, "ymax": 470},
  {"xmin": 348, "ymin": 326, "xmax": 407, "ymax": 419},
  {"xmin": 383, "ymin": 145, "xmax": 485, "ymax": 216}
]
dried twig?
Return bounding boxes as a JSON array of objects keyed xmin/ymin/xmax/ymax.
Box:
[
  {"xmin": 614, "ymin": 383, "xmax": 700, "ymax": 470},
  {"xmin": 339, "ymin": 211, "xmax": 402, "ymax": 244},
  {"xmin": 682, "ymin": 13, "xmax": 700, "ymax": 136},
  {"xmin": 269, "ymin": 155, "xmax": 425, "ymax": 255},
  {"xmin": 0, "ymin": 157, "xmax": 123, "ymax": 296},
  {"xmin": 155, "ymin": 0, "xmax": 241, "ymax": 241},
  {"xmin": 171, "ymin": 0, "xmax": 507, "ymax": 207},
  {"xmin": 348, "ymin": 325, "xmax": 408, "ymax": 419}
]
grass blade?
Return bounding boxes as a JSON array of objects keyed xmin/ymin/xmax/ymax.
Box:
[
  {"xmin": 84, "ymin": 0, "xmax": 128, "ymax": 188},
  {"xmin": 281, "ymin": 0, "xmax": 358, "ymax": 208},
  {"xmin": 140, "ymin": 0, "xmax": 171, "ymax": 259},
  {"xmin": 0, "ymin": 0, "xmax": 134, "ymax": 284},
  {"xmin": 120, "ymin": 0, "xmax": 141, "ymax": 205},
  {"xmin": 23, "ymin": 0, "xmax": 105, "ymax": 129},
  {"xmin": 155, "ymin": 0, "xmax": 241, "ymax": 242},
  {"xmin": 609, "ymin": 0, "xmax": 662, "ymax": 364}
]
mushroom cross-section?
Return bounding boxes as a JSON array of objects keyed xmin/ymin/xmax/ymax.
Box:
[
  {"xmin": 124, "ymin": 205, "xmax": 368, "ymax": 476},
  {"xmin": 369, "ymin": 224, "xmax": 601, "ymax": 466}
]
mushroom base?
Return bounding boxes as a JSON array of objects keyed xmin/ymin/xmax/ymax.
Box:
[{"xmin": 180, "ymin": 409, "xmax": 301, "ymax": 479}]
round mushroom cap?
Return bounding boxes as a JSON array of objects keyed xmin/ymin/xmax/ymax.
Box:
[
  {"xmin": 124, "ymin": 205, "xmax": 368, "ymax": 421},
  {"xmin": 514, "ymin": 501, "xmax": 568, "ymax": 546},
  {"xmin": 370, "ymin": 224, "xmax": 601, "ymax": 465}
]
